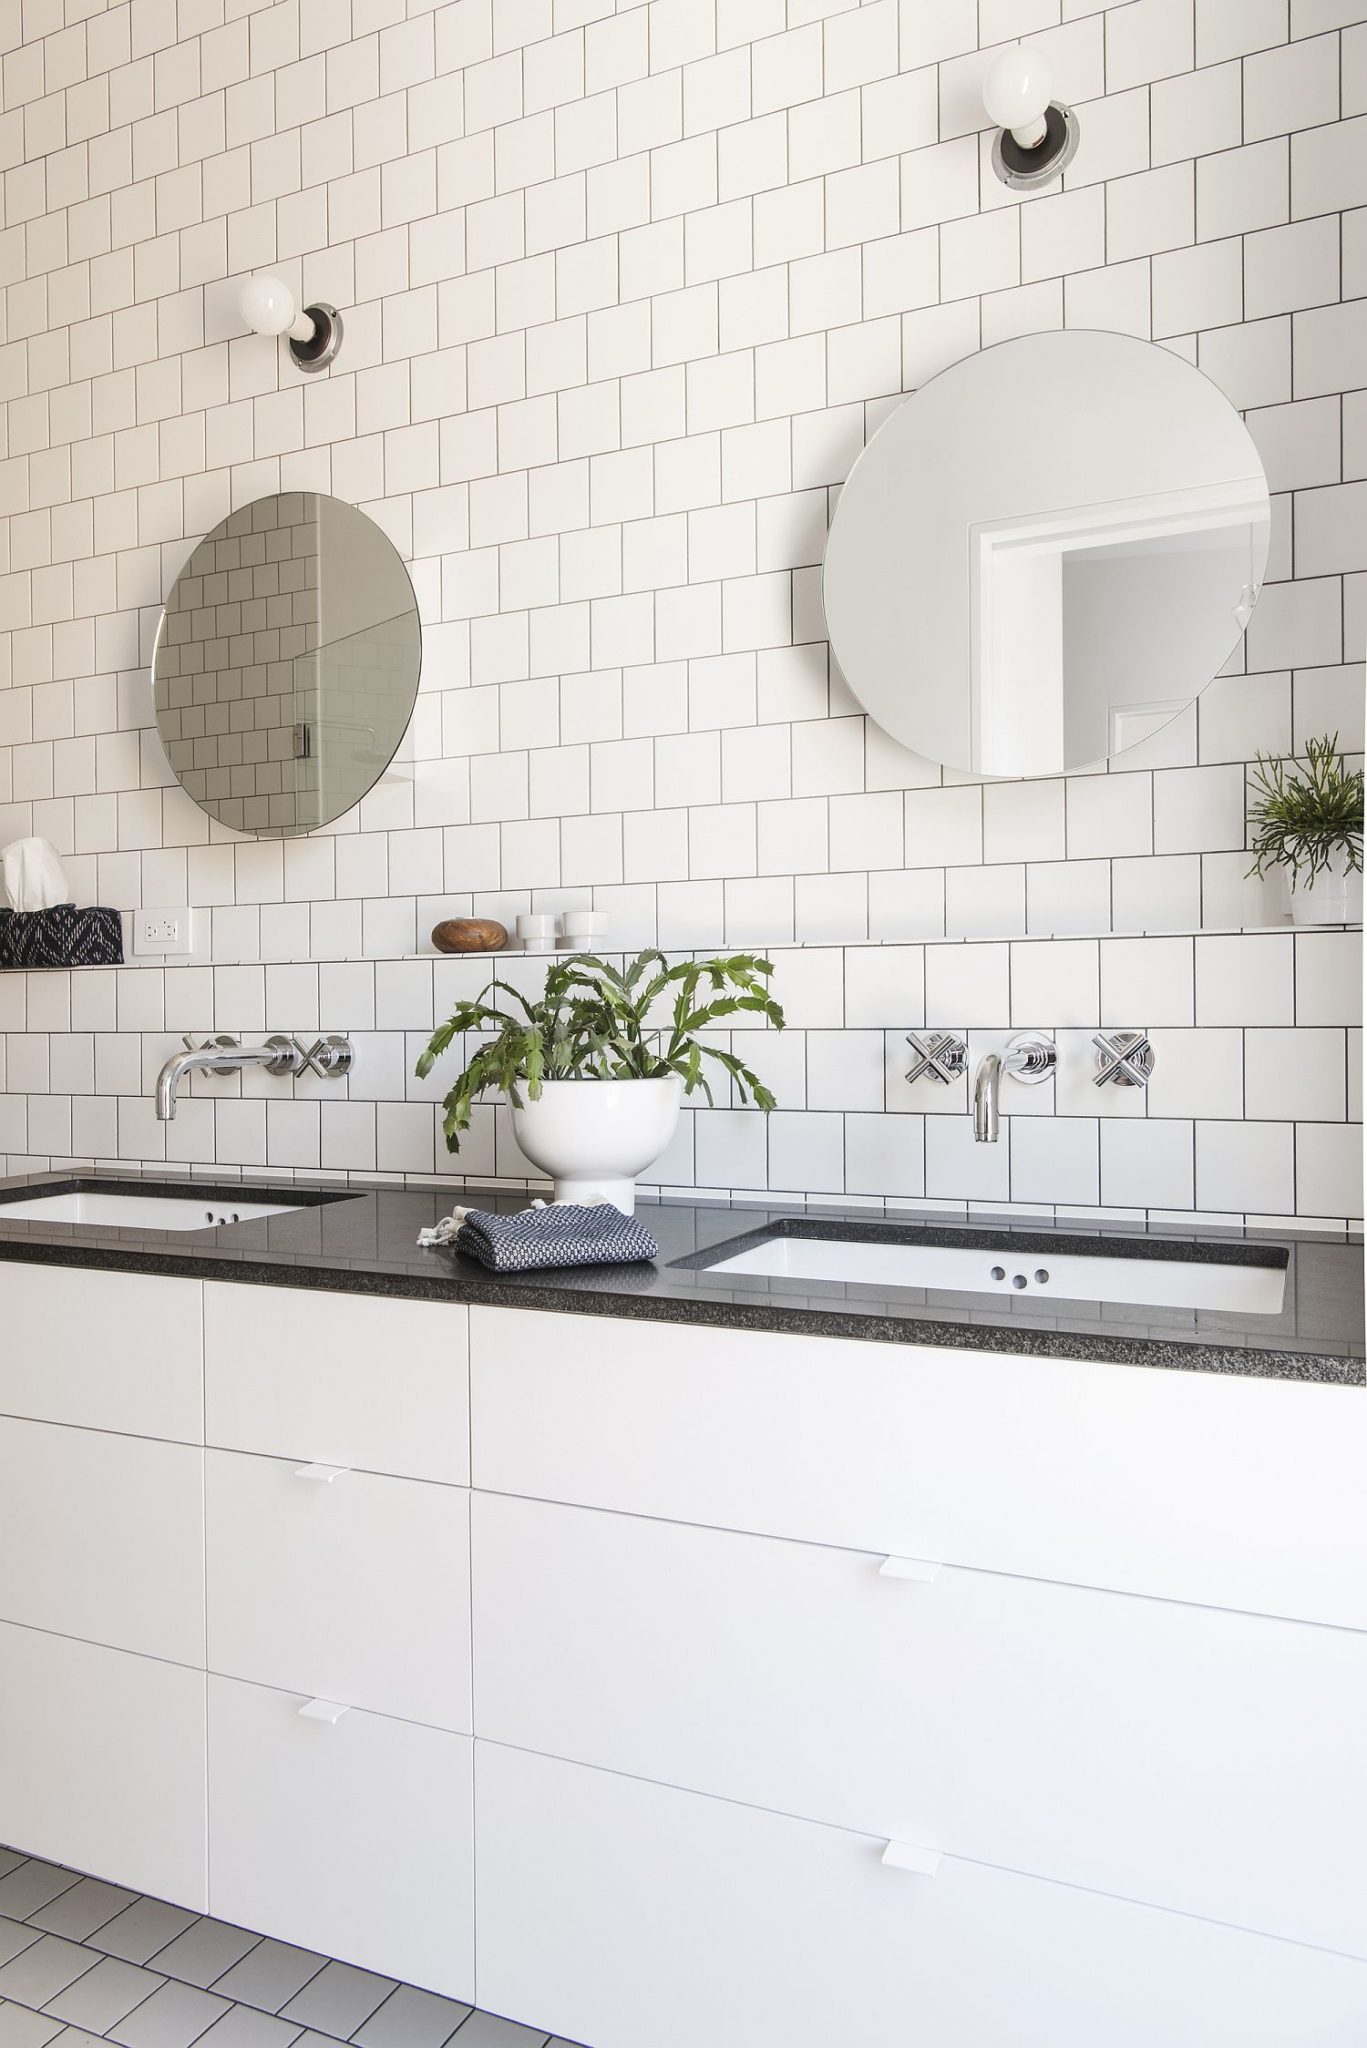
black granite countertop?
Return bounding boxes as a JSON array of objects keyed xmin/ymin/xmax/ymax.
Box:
[{"xmin": 0, "ymin": 1168, "xmax": 1359, "ymax": 1385}]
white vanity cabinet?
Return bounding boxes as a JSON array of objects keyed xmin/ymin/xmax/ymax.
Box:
[
  {"xmin": 0, "ymin": 1268, "xmax": 208, "ymax": 1909},
  {"xmin": 0, "ymin": 1267, "xmax": 476, "ymax": 2003},
  {"xmin": 468, "ymin": 1306, "xmax": 1367, "ymax": 2046},
  {"xmin": 0, "ymin": 1265, "xmax": 1363, "ymax": 2048},
  {"xmin": 474, "ymin": 1742, "xmax": 1367, "ymax": 2048},
  {"xmin": 200, "ymin": 1284, "xmax": 475, "ymax": 2003},
  {"xmin": 471, "ymin": 1489, "xmax": 1367, "ymax": 1957},
  {"xmin": 469, "ymin": 1308, "xmax": 1366, "ymax": 1628}
]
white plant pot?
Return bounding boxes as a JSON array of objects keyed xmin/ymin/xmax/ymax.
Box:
[
  {"xmin": 1287, "ymin": 849, "xmax": 1353, "ymax": 926},
  {"xmin": 511, "ymin": 1076, "xmax": 683, "ymax": 1215}
]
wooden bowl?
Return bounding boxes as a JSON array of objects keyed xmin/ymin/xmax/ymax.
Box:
[{"xmin": 432, "ymin": 917, "xmax": 508, "ymax": 954}]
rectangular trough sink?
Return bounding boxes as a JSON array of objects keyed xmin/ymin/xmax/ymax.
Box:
[
  {"xmin": 695, "ymin": 1230, "xmax": 1287, "ymax": 1316},
  {"xmin": 0, "ymin": 1191, "xmax": 307, "ymax": 1231}
]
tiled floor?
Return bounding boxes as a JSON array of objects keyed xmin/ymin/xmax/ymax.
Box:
[{"xmin": 0, "ymin": 1851, "xmax": 580, "ymax": 2048}]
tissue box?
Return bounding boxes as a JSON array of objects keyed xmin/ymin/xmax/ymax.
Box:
[{"xmin": 0, "ymin": 904, "xmax": 124, "ymax": 970}]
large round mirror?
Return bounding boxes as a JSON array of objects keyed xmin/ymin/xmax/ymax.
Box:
[
  {"xmin": 823, "ymin": 331, "xmax": 1270, "ymax": 779},
  {"xmin": 153, "ymin": 493, "xmax": 421, "ymax": 835}
]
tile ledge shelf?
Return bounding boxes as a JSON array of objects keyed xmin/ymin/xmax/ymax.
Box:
[{"xmin": 18, "ymin": 919, "xmax": 1358, "ymax": 973}]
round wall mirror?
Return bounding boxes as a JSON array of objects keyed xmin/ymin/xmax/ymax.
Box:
[
  {"xmin": 822, "ymin": 330, "xmax": 1270, "ymax": 779},
  {"xmin": 153, "ymin": 492, "xmax": 421, "ymax": 836}
]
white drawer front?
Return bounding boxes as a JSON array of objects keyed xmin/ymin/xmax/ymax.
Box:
[
  {"xmin": 475, "ymin": 1743, "xmax": 1367, "ymax": 2048},
  {"xmin": 209, "ymin": 1675, "xmax": 473, "ymax": 2001},
  {"xmin": 207, "ymin": 1451, "xmax": 471, "ymax": 1732},
  {"xmin": 471, "ymin": 1307, "xmax": 1367, "ymax": 1627},
  {"xmin": 0, "ymin": 1620, "xmax": 206, "ymax": 1910},
  {"xmin": 472, "ymin": 1491, "xmax": 1367, "ymax": 1956},
  {"xmin": 205, "ymin": 1284, "xmax": 468, "ymax": 1483},
  {"xmin": 0, "ymin": 1264, "xmax": 202, "ymax": 1442},
  {"xmin": 0, "ymin": 1417, "xmax": 204, "ymax": 1664}
]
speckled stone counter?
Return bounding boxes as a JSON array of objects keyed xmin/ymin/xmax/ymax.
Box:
[{"xmin": 0, "ymin": 1169, "xmax": 1359, "ymax": 1385}]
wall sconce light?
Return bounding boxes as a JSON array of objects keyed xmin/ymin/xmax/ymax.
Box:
[
  {"xmin": 238, "ymin": 274, "xmax": 344, "ymax": 373},
  {"xmin": 983, "ymin": 45, "xmax": 1079, "ymax": 191}
]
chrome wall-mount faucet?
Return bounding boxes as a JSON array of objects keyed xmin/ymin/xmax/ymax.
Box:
[
  {"xmin": 906, "ymin": 1023, "xmax": 1157, "ymax": 1141},
  {"xmin": 972, "ymin": 1033, "xmax": 1056, "ymax": 1143},
  {"xmin": 155, "ymin": 1034, "xmax": 355, "ymax": 1121}
]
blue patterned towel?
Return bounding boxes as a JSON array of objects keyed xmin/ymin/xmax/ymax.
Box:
[{"xmin": 420, "ymin": 1198, "xmax": 658, "ymax": 1272}]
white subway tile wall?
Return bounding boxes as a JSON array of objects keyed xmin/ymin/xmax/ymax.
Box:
[
  {"xmin": 0, "ymin": 0, "xmax": 1360, "ymax": 1223},
  {"xmin": 0, "ymin": 929, "xmax": 1359, "ymax": 1228}
]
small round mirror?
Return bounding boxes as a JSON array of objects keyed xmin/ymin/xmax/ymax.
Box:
[
  {"xmin": 153, "ymin": 492, "xmax": 421, "ymax": 836},
  {"xmin": 822, "ymin": 330, "xmax": 1270, "ymax": 779}
]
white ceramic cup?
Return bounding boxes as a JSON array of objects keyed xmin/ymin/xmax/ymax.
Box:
[{"xmin": 517, "ymin": 913, "xmax": 559, "ymax": 953}]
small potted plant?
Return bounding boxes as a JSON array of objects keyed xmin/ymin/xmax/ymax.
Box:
[
  {"xmin": 417, "ymin": 950, "xmax": 783, "ymax": 1213},
  {"xmin": 1246, "ymin": 733, "xmax": 1364, "ymax": 926}
]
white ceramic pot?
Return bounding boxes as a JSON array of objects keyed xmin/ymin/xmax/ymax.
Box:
[
  {"xmin": 1287, "ymin": 848, "xmax": 1353, "ymax": 926},
  {"xmin": 511, "ymin": 1075, "xmax": 683, "ymax": 1214}
]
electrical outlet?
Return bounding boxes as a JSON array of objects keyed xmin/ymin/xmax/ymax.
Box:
[{"xmin": 135, "ymin": 907, "xmax": 195, "ymax": 955}]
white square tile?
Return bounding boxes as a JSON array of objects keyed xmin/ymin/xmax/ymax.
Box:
[
  {"xmin": 945, "ymin": 865, "xmax": 1026, "ymax": 939},
  {"xmin": 1101, "ymin": 1119, "xmax": 1195, "ymax": 1209},
  {"xmin": 844, "ymin": 1111, "xmax": 925, "ymax": 1199},
  {"xmin": 1107, "ymin": 0, "xmax": 1196, "ymax": 90},
  {"xmin": 1011, "ymin": 1115, "xmax": 1099, "ymax": 1206},
  {"xmin": 925, "ymin": 942, "xmax": 1010, "ymax": 1028},
  {"xmin": 1010, "ymin": 939, "xmax": 1099, "ymax": 1027},
  {"xmin": 1025, "ymin": 859, "xmax": 1111, "ymax": 935},
  {"xmin": 1101, "ymin": 936, "xmax": 1195, "ymax": 1026},
  {"xmin": 1146, "ymin": 1026, "xmax": 1245, "ymax": 1118},
  {"xmin": 925, "ymin": 1111, "xmax": 1010, "ymax": 1203},
  {"xmin": 843, "ymin": 945, "xmax": 924, "ymax": 1028},
  {"xmin": 1197, "ymin": 138, "xmax": 1290, "ymax": 238},
  {"xmin": 1107, "ymin": 162, "xmax": 1195, "ymax": 260},
  {"xmin": 982, "ymin": 780, "xmax": 1065, "ymax": 864},
  {"xmin": 1246, "ymin": 1026, "xmax": 1347, "ymax": 1119},
  {"xmin": 1295, "ymin": 932, "xmax": 1363, "ymax": 1024},
  {"xmin": 1246, "ymin": 32, "xmax": 1340, "ymax": 142},
  {"xmin": 1196, "ymin": 934, "xmax": 1295, "ymax": 1024},
  {"xmin": 1295, "ymin": 1122, "xmax": 1363, "ymax": 1220},
  {"xmin": 1196, "ymin": 1118, "xmax": 1295, "ymax": 1212},
  {"xmin": 806, "ymin": 1029, "xmax": 884, "ymax": 1112},
  {"xmin": 766, "ymin": 1110, "xmax": 844, "ymax": 1196},
  {"xmin": 1151, "ymin": 59, "xmax": 1242, "ymax": 164}
]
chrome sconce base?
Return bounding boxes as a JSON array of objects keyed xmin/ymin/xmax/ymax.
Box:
[
  {"xmin": 991, "ymin": 102, "xmax": 1080, "ymax": 190},
  {"xmin": 289, "ymin": 302, "xmax": 343, "ymax": 372}
]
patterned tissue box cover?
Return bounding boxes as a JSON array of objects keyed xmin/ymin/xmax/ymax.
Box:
[{"xmin": 0, "ymin": 904, "xmax": 124, "ymax": 970}]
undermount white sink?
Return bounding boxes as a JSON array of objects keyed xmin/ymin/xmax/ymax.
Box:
[
  {"xmin": 702, "ymin": 1233, "xmax": 1287, "ymax": 1315},
  {"xmin": 0, "ymin": 1191, "xmax": 306, "ymax": 1231}
]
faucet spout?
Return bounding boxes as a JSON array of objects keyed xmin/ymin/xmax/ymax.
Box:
[
  {"xmin": 971, "ymin": 1033, "xmax": 1057, "ymax": 1143},
  {"xmin": 155, "ymin": 1037, "xmax": 296, "ymax": 1121},
  {"xmin": 972, "ymin": 1052, "xmax": 1003, "ymax": 1143},
  {"xmin": 155, "ymin": 1048, "xmax": 206, "ymax": 1122}
]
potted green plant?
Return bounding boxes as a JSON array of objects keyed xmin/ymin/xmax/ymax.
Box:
[
  {"xmin": 416, "ymin": 950, "xmax": 784, "ymax": 1212},
  {"xmin": 1246, "ymin": 734, "xmax": 1364, "ymax": 926}
]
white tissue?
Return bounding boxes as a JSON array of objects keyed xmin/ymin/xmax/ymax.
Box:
[{"xmin": 1, "ymin": 837, "xmax": 69, "ymax": 913}]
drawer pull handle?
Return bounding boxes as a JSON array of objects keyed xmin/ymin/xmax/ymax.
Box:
[
  {"xmin": 879, "ymin": 1555, "xmax": 941, "ymax": 1583},
  {"xmin": 882, "ymin": 1841, "xmax": 942, "ymax": 1877},
  {"xmin": 298, "ymin": 1698, "xmax": 350, "ymax": 1725},
  {"xmin": 294, "ymin": 1463, "xmax": 350, "ymax": 1484}
]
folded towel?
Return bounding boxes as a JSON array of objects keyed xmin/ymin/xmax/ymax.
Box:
[
  {"xmin": 419, "ymin": 1197, "xmax": 658, "ymax": 1271},
  {"xmin": 1, "ymin": 837, "xmax": 68, "ymax": 912}
]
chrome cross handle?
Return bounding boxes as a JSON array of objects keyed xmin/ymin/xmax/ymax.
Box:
[
  {"xmin": 905, "ymin": 1030, "xmax": 968, "ymax": 1086},
  {"xmin": 1093, "ymin": 1030, "xmax": 1155, "ymax": 1089}
]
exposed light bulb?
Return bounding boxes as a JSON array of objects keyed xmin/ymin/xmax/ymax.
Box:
[
  {"xmin": 983, "ymin": 45, "xmax": 1054, "ymax": 150},
  {"xmin": 238, "ymin": 274, "xmax": 315, "ymax": 344}
]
